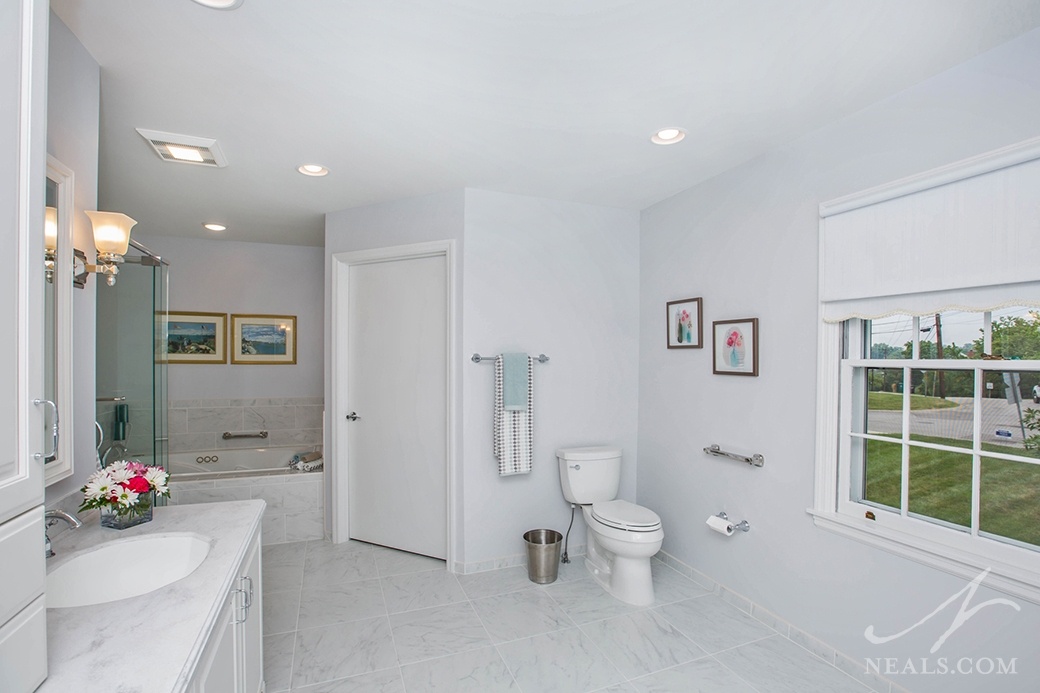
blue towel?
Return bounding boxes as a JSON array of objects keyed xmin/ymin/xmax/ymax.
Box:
[{"xmin": 502, "ymin": 353, "xmax": 529, "ymax": 411}]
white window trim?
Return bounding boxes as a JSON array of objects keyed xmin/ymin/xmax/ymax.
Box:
[{"xmin": 811, "ymin": 319, "xmax": 1040, "ymax": 605}]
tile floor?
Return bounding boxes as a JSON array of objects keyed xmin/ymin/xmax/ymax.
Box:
[{"xmin": 262, "ymin": 539, "xmax": 876, "ymax": 692}]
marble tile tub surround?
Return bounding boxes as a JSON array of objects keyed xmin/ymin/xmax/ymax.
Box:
[
  {"xmin": 261, "ymin": 541, "xmax": 904, "ymax": 693},
  {"xmin": 42, "ymin": 500, "xmax": 266, "ymax": 693},
  {"xmin": 168, "ymin": 397, "xmax": 324, "ymax": 452},
  {"xmin": 169, "ymin": 471, "xmax": 324, "ymax": 545}
]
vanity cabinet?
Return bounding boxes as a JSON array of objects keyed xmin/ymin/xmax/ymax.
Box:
[{"xmin": 189, "ymin": 527, "xmax": 263, "ymax": 693}]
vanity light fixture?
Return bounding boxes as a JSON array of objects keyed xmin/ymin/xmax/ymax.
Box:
[
  {"xmin": 84, "ymin": 211, "xmax": 137, "ymax": 286},
  {"xmin": 44, "ymin": 206, "xmax": 58, "ymax": 283},
  {"xmin": 651, "ymin": 127, "xmax": 686, "ymax": 145},
  {"xmin": 297, "ymin": 164, "xmax": 329, "ymax": 177},
  {"xmin": 203, "ymin": 223, "xmax": 227, "ymax": 232}
]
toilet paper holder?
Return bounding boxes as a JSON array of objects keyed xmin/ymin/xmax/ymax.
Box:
[{"xmin": 716, "ymin": 512, "xmax": 750, "ymax": 533}]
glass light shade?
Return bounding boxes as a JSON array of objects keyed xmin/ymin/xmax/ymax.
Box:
[
  {"xmin": 85, "ymin": 211, "xmax": 137, "ymax": 257},
  {"xmin": 44, "ymin": 206, "xmax": 58, "ymax": 252}
]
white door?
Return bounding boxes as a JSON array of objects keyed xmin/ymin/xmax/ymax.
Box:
[{"xmin": 346, "ymin": 254, "xmax": 447, "ymax": 558}]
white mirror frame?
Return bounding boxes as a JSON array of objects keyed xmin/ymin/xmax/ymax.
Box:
[{"xmin": 45, "ymin": 154, "xmax": 75, "ymax": 485}]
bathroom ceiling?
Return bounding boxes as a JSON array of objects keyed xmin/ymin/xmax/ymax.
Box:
[{"xmin": 50, "ymin": 0, "xmax": 1040, "ymax": 247}]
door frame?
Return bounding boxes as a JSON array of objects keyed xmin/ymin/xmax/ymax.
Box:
[{"xmin": 329, "ymin": 240, "xmax": 458, "ymax": 569}]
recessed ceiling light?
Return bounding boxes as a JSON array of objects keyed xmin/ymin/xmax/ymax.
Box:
[
  {"xmin": 203, "ymin": 223, "xmax": 227, "ymax": 232},
  {"xmin": 651, "ymin": 127, "xmax": 686, "ymax": 145},
  {"xmin": 297, "ymin": 164, "xmax": 329, "ymax": 177},
  {"xmin": 191, "ymin": 0, "xmax": 244, "ymax": 9}
]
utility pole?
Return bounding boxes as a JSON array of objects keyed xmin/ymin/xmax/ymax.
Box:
[{"xmin": 934, "ymin": 313, "xmax": 946, "ymax": 399}]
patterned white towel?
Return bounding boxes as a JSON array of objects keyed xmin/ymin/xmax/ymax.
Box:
[{"xmin": 494, "ymin": 355, "xmax": 533, "ymax": 475}]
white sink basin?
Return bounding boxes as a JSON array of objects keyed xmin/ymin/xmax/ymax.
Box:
[{"xmin": 47, "ymin": 533, "xmax": 211, "ymax": 608}]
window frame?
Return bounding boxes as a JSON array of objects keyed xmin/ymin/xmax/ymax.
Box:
[{"xmin": 812, "ymin": 319, "xmax": 1040, "ymax": 604}]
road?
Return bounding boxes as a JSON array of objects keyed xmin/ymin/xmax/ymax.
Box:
[{"xmin": 866, "ymin": 396, "xmax": 1039, "ymax": 450}]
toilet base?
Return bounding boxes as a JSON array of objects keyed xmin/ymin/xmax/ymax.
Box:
[{"xmin": 584, "ymin": 526, "xmax": 659, "ymax": 607}]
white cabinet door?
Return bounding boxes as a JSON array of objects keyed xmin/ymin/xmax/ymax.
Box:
[
  {"xmin": 237, "ymin": 534, "xmax": 263, "ymax": 693},
  {"xmin": 0, "ymin": 0, "xmax": 46, "ymax": 525},
  {"xmin": 193, "ymin": 597, "xmax": 238, "ymax": 693}
]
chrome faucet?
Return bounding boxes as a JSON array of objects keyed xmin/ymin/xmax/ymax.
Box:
[{"xmin": 44, "ymin": 509, "xmax": 83, "ymax": 558}]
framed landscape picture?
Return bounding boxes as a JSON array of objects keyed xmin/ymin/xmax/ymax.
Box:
[
  {"xmin": 166, "ymin": 312, "xmax": 227, "ymax": 364},
  {"xmin": 231, "ymin": 314, "xmax": 297, "ymax": 365},
  {"xmin": 666, "ymin": 297, "xmax": 703, "ymax": 349},
  {"xmin": 713, "ymin": 317, "xmax": 759, "ymax": 376}
]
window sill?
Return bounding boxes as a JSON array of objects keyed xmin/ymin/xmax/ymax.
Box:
[{"xmin": 807, "ymin": 509, "xmax": 1040, "ymax": 605}]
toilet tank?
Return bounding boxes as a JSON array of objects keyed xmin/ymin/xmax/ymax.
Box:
[{"xmin": 557, "ymin": 446, "xmax": 622, "ymax": 504}]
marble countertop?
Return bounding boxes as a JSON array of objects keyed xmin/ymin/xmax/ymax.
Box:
[{"xmin": 40, "ymin": 500, "xmax": 265, "ymax": 693}]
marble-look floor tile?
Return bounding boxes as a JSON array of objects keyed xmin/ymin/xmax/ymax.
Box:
[
  {"xmin": 628, "ymin": 657, "xmax": 758, "ymax": 693},
  {"xmin": 292, "ymin": 617, "xmax": 397, "ymax": 688},
  {"xmin": 303, "ymin": 544, "xmax": 379, "ymax": 587},
  {"xmin": 264, "ymin": 589, "xmax": 302, "ymax": 635},
  {"xmin": 592, "ymin": 685, "xmax": 638, "ymax": 693},
  {"xmin": 457, "ymin": 566, "xmax": 533, "ymax": 600},
  {"xmin": 297, "ymin": 578, "xmax": 386, "ymax": 629},
  {"xmin": 713, "ymin": 635, "xmax": 872, "ymax": 693},
  {"xmin": 389, "ymin": 601, "xmax": 492, "ymax": 664},
  {"xmin": 381, "ymin": 568, "xmax": 466, "ymax": 614},
  {"xmin": 306, "ymin": 538, "xmax": 375, "ymax": 556},
  {"xmin": 556, "ymin": 557, "xmax": 593, "ymax": 582},
  {"xmin": 263, "ymin": 541, "xmax": 308, "ymax": 593},
  {"xmin": 399, "ymin": 647, "xmax": 519, "ymax": 692},
  {"xmin": 373, "ymin": 546, "xmax": 446, "ymax": 576},
  {"xmin": 471, "ymin": 587, "xmax": 575, "ymax": 643},
  {"xmin": 580, "ymin": 610, "xmax": 707, "ymax": 679},
  {"xmin": 264, "ymin": 632, "xmax": 295, "ymax": 693},
  {"xmin": 650, "ymin": 561, "xmax": 713, "ymax": 605},
  {"xmin": 654, "ymin": 594, "xmax": 775, "ymax": 654},
  {"xmin": 497, "ymin": 626, "xmax": 625, "ymax": 693},
  {"xmin": 545, "ymin": 577, "xmax": 644, "ymax": 624},
  {"xmin": 290, "ymin": 667, "xmax": 404, "ymax": 692}
]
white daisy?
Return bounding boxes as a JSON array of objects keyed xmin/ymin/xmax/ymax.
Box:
[{"xmin": 113, "ymin": 487, "xmax": 139, "ymax": 507}]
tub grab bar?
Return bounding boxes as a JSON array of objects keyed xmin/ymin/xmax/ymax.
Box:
[
  {"xmin": 703, "ymin": 444, "xmax": 764, "ymax": 468},
  {"xmin": 222, "ymin": 430, "xmax": 269, "ymax": 440}
]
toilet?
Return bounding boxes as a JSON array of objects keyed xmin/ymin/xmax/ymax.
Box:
[{"xmin": 557, "ymin": 446, "xmax": 664, "ymax": 606}]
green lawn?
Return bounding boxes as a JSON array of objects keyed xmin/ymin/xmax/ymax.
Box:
[
  {"xmin": 867, "ymin": 391, "xmax": 959, "ymax": 411},
  {"xmin": 863, "ymin": 435, "xmax": 1040, "ymax": 547}
]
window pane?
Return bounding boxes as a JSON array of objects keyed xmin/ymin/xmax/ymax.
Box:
[
  {"xmin": 907, "ymin": 369, "xmax": 972, "ymax": 446},
  {"xmin": 985, "ymin": 370, "xmax": 1040, "ymax": 457},
  {"xmin": 980, "ymin": 457, "xmax": 1040, "ymax": 547},
  {"xmin": 988, "ymin": 308, "xmax": 1040, "ymax": 360},
  {"xmin": 867, "ymin": 315, "xmax": 913, "ymax": 359},
  {"xmin": 907, "ymin": 447, "xmax": 971, "ymax": 529},
  {"xmin": 919, "ymin": 312, "xmax": 979, "ymax": 359},
  {"xmin": 865, "ymin": 368, "xmax": 903, "ymax": 437},
  {"xmin": 861, "ymin": 439, "xmax": 901, "ymax": 510}
]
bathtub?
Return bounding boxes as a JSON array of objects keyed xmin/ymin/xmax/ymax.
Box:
[
  {"xmin": 168, "ymin": 446, "xmax": 321, "ymax": 481},
  {"xmin": 168, "ymin": 445, "xmax": 325, "ymax": 544}
]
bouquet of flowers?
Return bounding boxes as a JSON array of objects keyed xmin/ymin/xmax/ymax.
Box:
[{"xmin": 79, "ymin": 460, "xmax": 171, "ymax": 518}]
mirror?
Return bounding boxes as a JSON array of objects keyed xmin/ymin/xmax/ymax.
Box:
[{"xmin": 44, "ymin": 155, "xmax": 76, "ymax": 484}]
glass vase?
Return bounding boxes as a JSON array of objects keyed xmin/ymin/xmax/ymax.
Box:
[{"xmin": 100, "ymin": 493, "xmax": 154, "ymax": 530}]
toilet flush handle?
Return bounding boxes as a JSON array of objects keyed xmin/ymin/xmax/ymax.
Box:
[{"xmin": 569, "ymin": 464, "xmax": 580, "ymax": 470}]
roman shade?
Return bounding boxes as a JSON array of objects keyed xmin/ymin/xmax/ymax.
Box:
[{"xmin": 819, "ymin": 136, "xmax": 1040, "ymax": 323}]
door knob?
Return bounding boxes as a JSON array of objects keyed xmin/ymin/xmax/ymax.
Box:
[{"xmin": 346, "ymin": 412, "xmax": 360, "ymax": 421}]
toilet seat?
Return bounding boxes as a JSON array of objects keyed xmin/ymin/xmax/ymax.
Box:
[{"xmin": 591, "ymin": 499, "xmax": 662, "ymax": 533}]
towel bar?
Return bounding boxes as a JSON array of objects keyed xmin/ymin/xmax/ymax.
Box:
[
  {"xmin": 703, "ymin": 444, "xmax": 764, "ymax": 467},
  {"xmin": 471, "ymin": 353, "xmax": 549, "ymax": 364}
]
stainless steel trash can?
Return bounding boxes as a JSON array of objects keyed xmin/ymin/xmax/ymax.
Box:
[{"xmin": 523, "ymin": 529, "xmax": 562, "ymax": 584}]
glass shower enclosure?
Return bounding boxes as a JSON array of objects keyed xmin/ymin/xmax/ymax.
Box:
[{"xmin": 95, "ymin": 240, "xmax": 169, "ymax": 477}]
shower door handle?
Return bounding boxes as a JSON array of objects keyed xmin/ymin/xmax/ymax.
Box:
[{"xmin": 346, "ymin": 412, "xmax": 361, "ymax": 421}]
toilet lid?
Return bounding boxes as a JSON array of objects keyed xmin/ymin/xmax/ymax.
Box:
[{"xmin": 591, "ymin": 499, "xmax": 661, "ymax": 531}]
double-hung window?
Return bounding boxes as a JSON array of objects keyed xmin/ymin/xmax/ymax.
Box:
[{"xmin": 812, "ymin": 137, "xmax": 1040, "ymax": 602}]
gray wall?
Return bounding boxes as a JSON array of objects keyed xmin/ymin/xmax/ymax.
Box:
[
  {"xmin": 637, "ymin": 26, "xmax": 1040, "ymax": 693},
  {"xmin": 136, "ymin": 234, "xmax": 325, "ymax": 401},
  {"xmin": 44, "ymin": 12, "xmax": 99, "ymax": 504}
]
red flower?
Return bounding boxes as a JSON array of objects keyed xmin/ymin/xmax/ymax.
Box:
[{"xmin": 123, "ymin": 475, "xmax": 151, "ymax": 494}]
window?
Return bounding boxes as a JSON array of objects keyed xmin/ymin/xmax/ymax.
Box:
[{"xmin": 812, "ymin": 138, "xmax": 1040, "ymax": 602}]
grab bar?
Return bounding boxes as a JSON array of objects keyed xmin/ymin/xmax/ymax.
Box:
[
  {"xmin": 96, "ymin": 396, "xmax": 127, "ymax": 402},
  {"xmin": 222, "ymin": 430, "xmax": 268, "ymax": 440},
  {"xmin": 703, "ymin": 444, "xmax": 764, "ymax": 468}
]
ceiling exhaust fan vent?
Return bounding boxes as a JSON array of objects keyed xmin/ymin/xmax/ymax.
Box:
[{"xmin": 136, "ymin": 128, "xmax": 228, "ymax": 168}]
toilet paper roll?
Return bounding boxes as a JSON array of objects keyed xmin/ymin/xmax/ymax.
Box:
[{"xmin": 706, "ymin": 515, "xmax": 735, "ymax": 536}]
